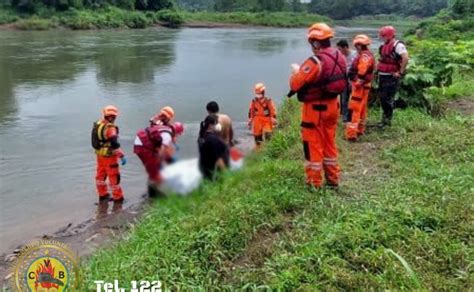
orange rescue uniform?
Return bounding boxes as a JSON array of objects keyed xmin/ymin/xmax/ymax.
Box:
[
  {"xmin": 95, "ymin": 120, "xmax": 124, "ymax": 201},
  {"xmin": 345, "ymin": 50, "xmax": 375, "ymax": 140},
  {"xmin": 248, "ymin": 97, "xmax": 276, "ymax": 146},
  {"xmin": 290, "ymin": 47, "xmax": 346, "ymax": 187}
]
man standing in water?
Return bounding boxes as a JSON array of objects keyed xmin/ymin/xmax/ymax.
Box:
[
  {"xmin": 91, "ymin": 105, "xmax": 127, "ymax": 202},
  {"xmin": 288, "ymin": 23, "xmax": 347, "ymax": 189},
  {"xmin": 205, "ymin": 101, "xmax": 234, "ymax": 146},
  {"xmin": 337, "ymin": 39, "xmax": 357, "ymax": 124},
  {"xmin": 198, "ymin": 115, "xmax": 230, "ymax": 180},
  {"xmin": 377, "ymin": 26, "xmax": 409, "ymax": 128}
]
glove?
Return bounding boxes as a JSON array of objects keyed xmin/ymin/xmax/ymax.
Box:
[{"xmin": 120, "ymin": 157, "xmax": 127, "ymax": 166}]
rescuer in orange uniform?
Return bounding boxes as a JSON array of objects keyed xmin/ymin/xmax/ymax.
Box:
[
  {"xmin": 248, "ymin": 83, "xmax": 277, "ymax": 149},
  {"xmin": 288, "ymin": 23, "xmax": 347, "ymax": 188},
  {"xmin": 92, "ymin": 105, "xmax": 126, "ymax": 202},
  {"xmin": 345, "ymin": 34, "xmax": 376, "ymax": 141}
]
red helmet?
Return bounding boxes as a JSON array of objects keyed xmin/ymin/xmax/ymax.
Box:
[
  {"xmin": 102, "ymin": 105, "xmax": 119, "ymax": 118},
  {"xmin": 379, "ymin": 26, "xmax": 396, "ymax": 39},
  {"xmin": 173, "ymin": 122, "xmax": 184, "ymax": 136}
]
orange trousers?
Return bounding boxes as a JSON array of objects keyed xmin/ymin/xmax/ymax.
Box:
[
  {"xmin": 253, "ymin": 116, "xmax": 273, "ymax": 146},
  {"xmin": 345, "ymin": 85, "xmax": 371, "ymax": 140},
  {"xmin": 301, "ymin": 98, "xmax": 340, "ymax": 187},
  {"xmin": 95, "ymin": 155, "xmax": 123, "ymax": 200}
]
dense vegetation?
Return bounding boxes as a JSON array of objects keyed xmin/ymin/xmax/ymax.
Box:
[
  {"xmin": 3, "ymin": 0, "xmax": 174, "ymax": 12},
  {"xmin": 397, "ymin": 1, "xmax": 473, "ymax": 115},
  {"xmin": 176, "ymin": 0, "xmax": 449, "ymax": 19},
  {"xmin": 0, "ymin": 0, "xmax": 458, "ymax": 29}
]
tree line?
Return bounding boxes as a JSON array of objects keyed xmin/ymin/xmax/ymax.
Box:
[
  {"xmin": 177, "ymin": 0, "xmax": 453, "ymax": 18},
  {"xmin": 3, "ymin": 0, "xmax": 175, "ymax": 12},
  {"xmin": 3, "ymin": 0, "xmax": 472, "ymax": 19}
]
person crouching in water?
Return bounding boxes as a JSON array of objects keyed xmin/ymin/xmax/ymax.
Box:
[
  {"xmin": 248, "ymin": 83, "xmax": 277, "ymax": 149},
  {"xmin": 134, "ymin": 106, "xmax": 183, "ymax": 196},
  {"xmin": 345, "ymin": 34, "xmax": 376, "ymax": 141},
  {"xmin": 134, "ymin": 124, "xmax": 164, "ymax": 197},
  {"xmin": 198, "ymin": 115, "xmax": 230, "ymax": 180},
  {"xmin": 149, "ymin": 106, "xmax": 179, "ymax": 165}
]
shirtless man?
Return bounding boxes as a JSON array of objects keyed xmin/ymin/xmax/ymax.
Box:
[{"xmin": 205, "ymin": 101, "xmax": 234, "ymax": 146}]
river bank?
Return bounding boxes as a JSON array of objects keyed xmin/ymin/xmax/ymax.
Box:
[
  {"xmin": 77, "ymin": 97, "xmax": 473, "ymax": 290},
  {"xmin": 0, "ymin": 8, "xmax": 331, "ymax": 30}
]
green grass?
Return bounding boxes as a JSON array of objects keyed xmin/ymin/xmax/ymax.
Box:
[
  {"xmin": 424, "ymin": 73, "xmax": 474, "ymax": 116},
  {"xmin": 80, "ymin": 98, "xmax": 473, "ymax": 290},
  {"xmin": 15, "ymin": 16, "xmax": 57, "ymax": 30},
  {"xmin": 181, "ymin": 11, "xmax": 331, "ymax": 27},
  {"xmin": 0, "ymin": 8, "xmax": 19, "ymax": 25},
  {"xmin": 336, "ymin": 14, "xmax": 420, "ymax": 31}
]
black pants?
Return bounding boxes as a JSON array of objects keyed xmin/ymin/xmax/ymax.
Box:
[
  {"xmin": 378, "ymin": 75, "xmax": 399, "ymax": 123},
  {"xmin": 340, "ymin": 81, "xmax": 351, "ymax": 123}
]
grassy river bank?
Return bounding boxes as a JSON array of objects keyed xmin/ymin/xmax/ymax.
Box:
[
  {"xmin": 78, "ymin": 12, "xmax": 473, "ymax": 288},
  {"xmin": 0, "ymin": 8, "xmax": 330, "ymax": 30},
  {"xmin": 78, "ymin": 96, "xmax": 473, "ymax": 289}
]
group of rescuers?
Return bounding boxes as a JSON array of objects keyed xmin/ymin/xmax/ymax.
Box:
[{"xmin": 92, "ymin": 23, "xmax": 409, "ymax": 202}]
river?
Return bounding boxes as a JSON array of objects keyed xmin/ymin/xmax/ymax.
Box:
[{"xmin": 0, "ymin": 26, "xmax": 380, "ymax": 254}]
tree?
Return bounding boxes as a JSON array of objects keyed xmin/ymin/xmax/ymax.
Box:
[{"xmin": 449, "ymin": 0, "xmax": 474, "ymax": 15}]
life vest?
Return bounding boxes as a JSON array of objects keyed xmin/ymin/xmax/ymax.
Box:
[
  {"xmin": 155, "ymin": 124, "xmax": 175, "ymax": 142},
  {"xmin": 298, "ymin": 47, "xmax": 347, "ymax": 102},
  {"xmin": 134, "ymin": 126, "xmax": 163, "ymax": 153},
  {"xmin": 349, "ymin": 50, "xmax": 375, "ymax": 83},
  {"xmin": 377, "ymin": 40, "xmax": 404, "ymax": 73},
  {"xmin": 91, "ymin": 120, "xmax": 119, "ymax": 157},
  {"xmin": 250, "ymin": 97, "xmax": 274, "ymax": 118}
]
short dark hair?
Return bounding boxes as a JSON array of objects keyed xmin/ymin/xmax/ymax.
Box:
[
  {"xmin": 206, "ymin": 101, "xmax": 219, "ymax": 113},
  {"xmin": 337, "ymin": 40, "xmax": 349, "ymax": 48},
  {"xmin": 319, "ymin": 39, "xmax": 331, "ymax": 48}
]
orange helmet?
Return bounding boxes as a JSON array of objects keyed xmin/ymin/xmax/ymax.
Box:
[
  {"xmin": 254, "ymin": 83, "xmax": 266, "ymax": 94},
  {"xmin": 102, "ymin": 105, "xmax": 119, "ymax": 117},
  {"xmin": 159, "ymin": 106, "xmax": 175, "ymax": 120},
  {"xmin": 353, "ymin": 34, "xmax": 371, "ymax": 46},
  {"xmin": 307, "ymin": 23, "xmax": 334, "ymax": 41}
]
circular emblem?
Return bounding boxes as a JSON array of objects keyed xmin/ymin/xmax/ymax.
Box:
[{"xmin": 10, "ymin": 240, "xmax": 80, "ymax": 291}]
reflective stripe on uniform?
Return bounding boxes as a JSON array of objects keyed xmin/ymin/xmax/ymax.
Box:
[
  {"xmin": 323, "ymin": 157, "xmax": 337, "ymax": 166},
  {"xmin": 347, "ymin": 123, "xmax": 358, "ymax": 129},
  {"xmin": 96, "ymin": 180, "xmax": 107, "ymax": 186},
  {"xmin": 304, "ymin": 161, "xmax": 322, "ymax": 170}
]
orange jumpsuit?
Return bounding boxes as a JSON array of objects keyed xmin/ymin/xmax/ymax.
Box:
[
  {"xmin": 95, "ymin": 120, "xmax": 124, "ymax": 201},
  {"xmin": 290, "ymin": 49, "xmax": 345, "ymax": 187},
  {"xmin": 346, "ymin": 50, "xmax": 375, "ymax": 140},
  {"xmin": 248, "ymin": 97, "xmax": 276, "ymax": 146}
]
